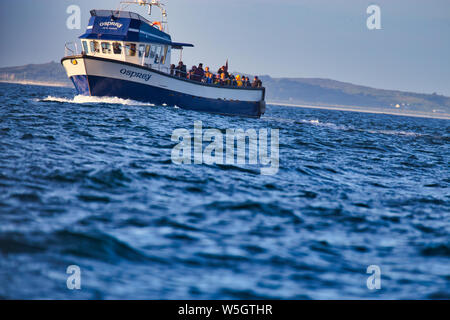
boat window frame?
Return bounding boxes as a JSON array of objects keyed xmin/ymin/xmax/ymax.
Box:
[
  {"xmin": 145, "ymin": 45, "xmax": 151, "ymax": 58},
  {"xmin": 101, "ymin": 42, "xmax": 112, "ymax": 54},
  {"xmin": 125, "ymin": 43, "xmax": 137, "ymax": 57},
  {"xmin": 82, "ymin": 41, "xmax": 89, "ymax": 54},
  {"xmin": 149, "ymin": 45, "xmax": 156, "ymax": 59},
  {"xmin": 138, "ymin": 44, "xmax": 146, "ymax": 58},
  {"xmin": 154, "ymin": 45, "xmax": 162, "ymax": 64},
  {"xmin": 160, "ymin": 45, "xmax": 168, "ymax": 65},
  {"xmin": 112, "ymin": 42, "xmax": 122, "ymax": 55},
  {"xmin": 90, "ymin": 41, "xmax": 100, "ymax": 54}
]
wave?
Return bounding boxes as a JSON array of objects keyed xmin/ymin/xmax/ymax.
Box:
[
  {"xmin": 40, "ymin": 95, "xmax": 155, "ymax": 106},
  {"xmin": 296, "ymin": 119, "xmax": 424, "ymax": 136},
  {"xmin": 0, "ymin": 80, "xmax": 71, "ymax": 88},
  {"xmin": 265, "ymin": 116, "xmax": 349, "ymax": 130},
  {"xmin": 297, "ymin": 119, "xmax": 350, "ymax": 130},
  {"xmin": 365, "ymin": 129, "xmax": 423, "ymax": 137}
]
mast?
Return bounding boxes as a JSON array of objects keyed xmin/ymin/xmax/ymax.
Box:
[{"xmin": 119, "ymin": 0, "xmax": 168, "ymax": 32}]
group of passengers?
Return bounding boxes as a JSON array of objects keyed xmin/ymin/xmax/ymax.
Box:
[{"xmin": 170, "ymin": 62, "xmax": 263, "ymax": 88}]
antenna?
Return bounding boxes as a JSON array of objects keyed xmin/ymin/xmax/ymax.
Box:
[{"xmin": 119, "ymin": 0, "xmax": 168, "ymax": 31}]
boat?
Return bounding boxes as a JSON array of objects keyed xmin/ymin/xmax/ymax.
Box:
[{"xmin": 61, "ymin": 0, "xmax": 266, "ymax": 118}]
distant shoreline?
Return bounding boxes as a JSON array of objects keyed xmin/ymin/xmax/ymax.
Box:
[
  {"xmin": 0, "ymin": 80, "xmax": 71, "ymax": 88},
  {"xmin": 267, "ymin": 101, "xmax": 450, "ymax": 120},
  {"xmin": 1, "ymin": 80, "xmax": 448, "ymax": 120}
]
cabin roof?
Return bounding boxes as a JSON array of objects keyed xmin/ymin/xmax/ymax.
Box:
[{"xmin": 79, "ymin": 9, "xmax": 194, "ymax": 48}]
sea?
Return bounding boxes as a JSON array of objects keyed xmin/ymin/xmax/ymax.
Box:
[{"xmin": 0, "ymin": 82, "xmax": 448, "ymax": 299}]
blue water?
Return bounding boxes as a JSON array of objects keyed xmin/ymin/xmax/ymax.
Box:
[{"xmin": 0, "ymin": 82, "xmax": 449, "ymax": 299}]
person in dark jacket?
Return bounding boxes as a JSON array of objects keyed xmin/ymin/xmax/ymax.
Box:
[
  {"xmin": 181, "ymin": 63, "xmax": 187, "ymax": 78},
  {"xmin": 189, "ymin": 66, "xmax": 197, "ymax": 80},
  {"xmin": 175, "ymin": 61, "xmax": 187, "ymax": 78},
  {"xmin": 252, "ymin": 76, "xmax": 262, "ymax": 88},
  {"xmin": 229, "ymin": 75, "xmax": 237, "ymax": 86},
  {"xmin": 242, "ymin": 76, "xmax": 249, "ymax": 87},
  {"xmin": 194, "ymin": 63, "xmax": 205, "ymax": 82},
  {"xmin": 175, "ymin": 62, "xmax": 182, "ymax": 77}
]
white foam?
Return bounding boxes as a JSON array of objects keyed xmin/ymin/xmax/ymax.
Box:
[
  {"xmin": 300, "ymin": 119, "xmax": 320, "ymax": 125},
  {"xmin": 303, "ymin": 120, "xmax": 421, "ymax": 136},
  {"xmin": 40, "ymin": 95, "xmax": 155, "ymax": 106},
  {"xmin": 366, "ymin": 130, "xmax": 422, "ymax": 137},
  {"xmin": 0, "ymin": 80, "xmax": 71, "ymax": 88},
  {"xmin": 269, "ymin": 116, "xmax": 423, "ymax": 137},
  {"xmin": 298, "ymin": 119, "xmax": 349, "ymax": 130}
]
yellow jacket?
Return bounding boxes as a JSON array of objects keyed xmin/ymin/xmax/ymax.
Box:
[{"xmin": 236, "ymin": 75, "xmax": 243, "ymax": 87}]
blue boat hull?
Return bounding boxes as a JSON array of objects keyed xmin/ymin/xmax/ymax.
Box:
[{"xmin": 70, "ymin": 74, "xmax": 264, "ymax": 118}]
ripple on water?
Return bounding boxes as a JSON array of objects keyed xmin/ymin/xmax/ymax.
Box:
[{"xmin": 0, "ymin": 83, "xmax": 449, "ymax": 299}]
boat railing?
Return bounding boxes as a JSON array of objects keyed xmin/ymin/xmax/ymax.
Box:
[
  {"xmin": 146, "ymin": 65, "xmax": 263, "ymax": 89},
  {"xmin": 143, "ymin": 63, "xmax": 171, "ymax": 75},
  {"xmin": 64, "ymin": 42, "xmax": 79, "ymax": 57}
]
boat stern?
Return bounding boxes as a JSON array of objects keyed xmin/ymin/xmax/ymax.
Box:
[{"xmin": 259, "ymin": 100, "xmax": 266, "ymax": 116}]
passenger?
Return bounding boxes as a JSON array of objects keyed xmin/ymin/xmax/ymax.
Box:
[
  {"xmin": 170, "ymin": 64, "xmax": 175, "ymax": 76},
  {"xmin": 242, "ymin": 76, "xmax": 247, "ymax": 87},
  {"xmin": 205, "ymin": 67, "xmax": 213, "ymax": 84},
  {"xmin": 194, "ymin": 63, "xmax": 205, "ymax": 82},
  {"xmin": 236, "ymin": 75, "xmax": 243, "ymax": 87},
  {"xmin": 205, "ymin": 67, "xmax": 211, "ymax": 77},
  {"xmin": 220, "ymin": 72, "xmax": 227, "ymax": 85},
  {"xmin": 224, "ymin": 67, "xmax": 230, "ymax": 79},
  {"xmin": 181, "ymin": 63, "xmax": 187, "ymax": 78},
  {"xmin": 206, "ymin": 72, "xmax": 213, "ymax": 84},
  {"xmin": 244, "ymin": 77, "xmax": 251, "ymax": 87},
  {"xmin": 214, "ymin": 74, "xmax": 221, "ymax": 85},
  {"xmin": 251, "ymin": 76, "xmax": 256, "ymax": 87},
  {"xmin": 230, "ymin": 75, "xmax": 237, "ymax": 86},
  {"xmin": 175, "ymin": 61, "xmax": 186, "ymax": 78},
  {"xmin": 189, "ymin": 66, "xmax": 197, "ymax": 80},
  {"xmin": 252, "ymin": 76, "xmax": 262, "ymax": 88}
]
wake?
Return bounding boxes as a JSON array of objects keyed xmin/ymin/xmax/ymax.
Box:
[{"xmin": 40, "ymin": 95, "xmax": 155, "ymax": 107}]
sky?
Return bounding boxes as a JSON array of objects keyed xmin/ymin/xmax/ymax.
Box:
[{"xmin": 0, "ymin": 0, "xmax": 449, "ymax": 95}]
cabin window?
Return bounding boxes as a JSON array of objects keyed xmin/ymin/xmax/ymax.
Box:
[
  {"xmin": 154, "ymin": 46, "xmax": 162, "ymax": 64},
  {"xmin": 82, "ymin": 41, "xmax": 89, "ymax": 54},
  {"xmin": 160, "ymin": 46, "xmax": 168, "ymax": 64},
  {"xmin": 101, "ymin": 42, "xmax": 112, "ymax": 54},
  {"xmin": 90, "ymin": 41, "xmax": 100, "ymax": 53},
  {"xmin": 125, "ymin": 43, "xmax": 136, "ymax": 56},
  {"xmin": 112, "ymin": 42, "xmax": 122, "ymax": 55},
  {"xmin": 138, "ymin": 44, "xmax": 146, "ymax": 58},
  {"xmin": 145, "ymin": 45, "xmax": 151, "ymax": 58},
  {"xmin": 149, "ymin": 46, "xmax": 156, "ymax": 59}
]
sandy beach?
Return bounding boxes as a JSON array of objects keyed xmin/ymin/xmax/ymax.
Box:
[{"xmin": 268, "ymin": 101, "xmax": 450, "ymax": 120}]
